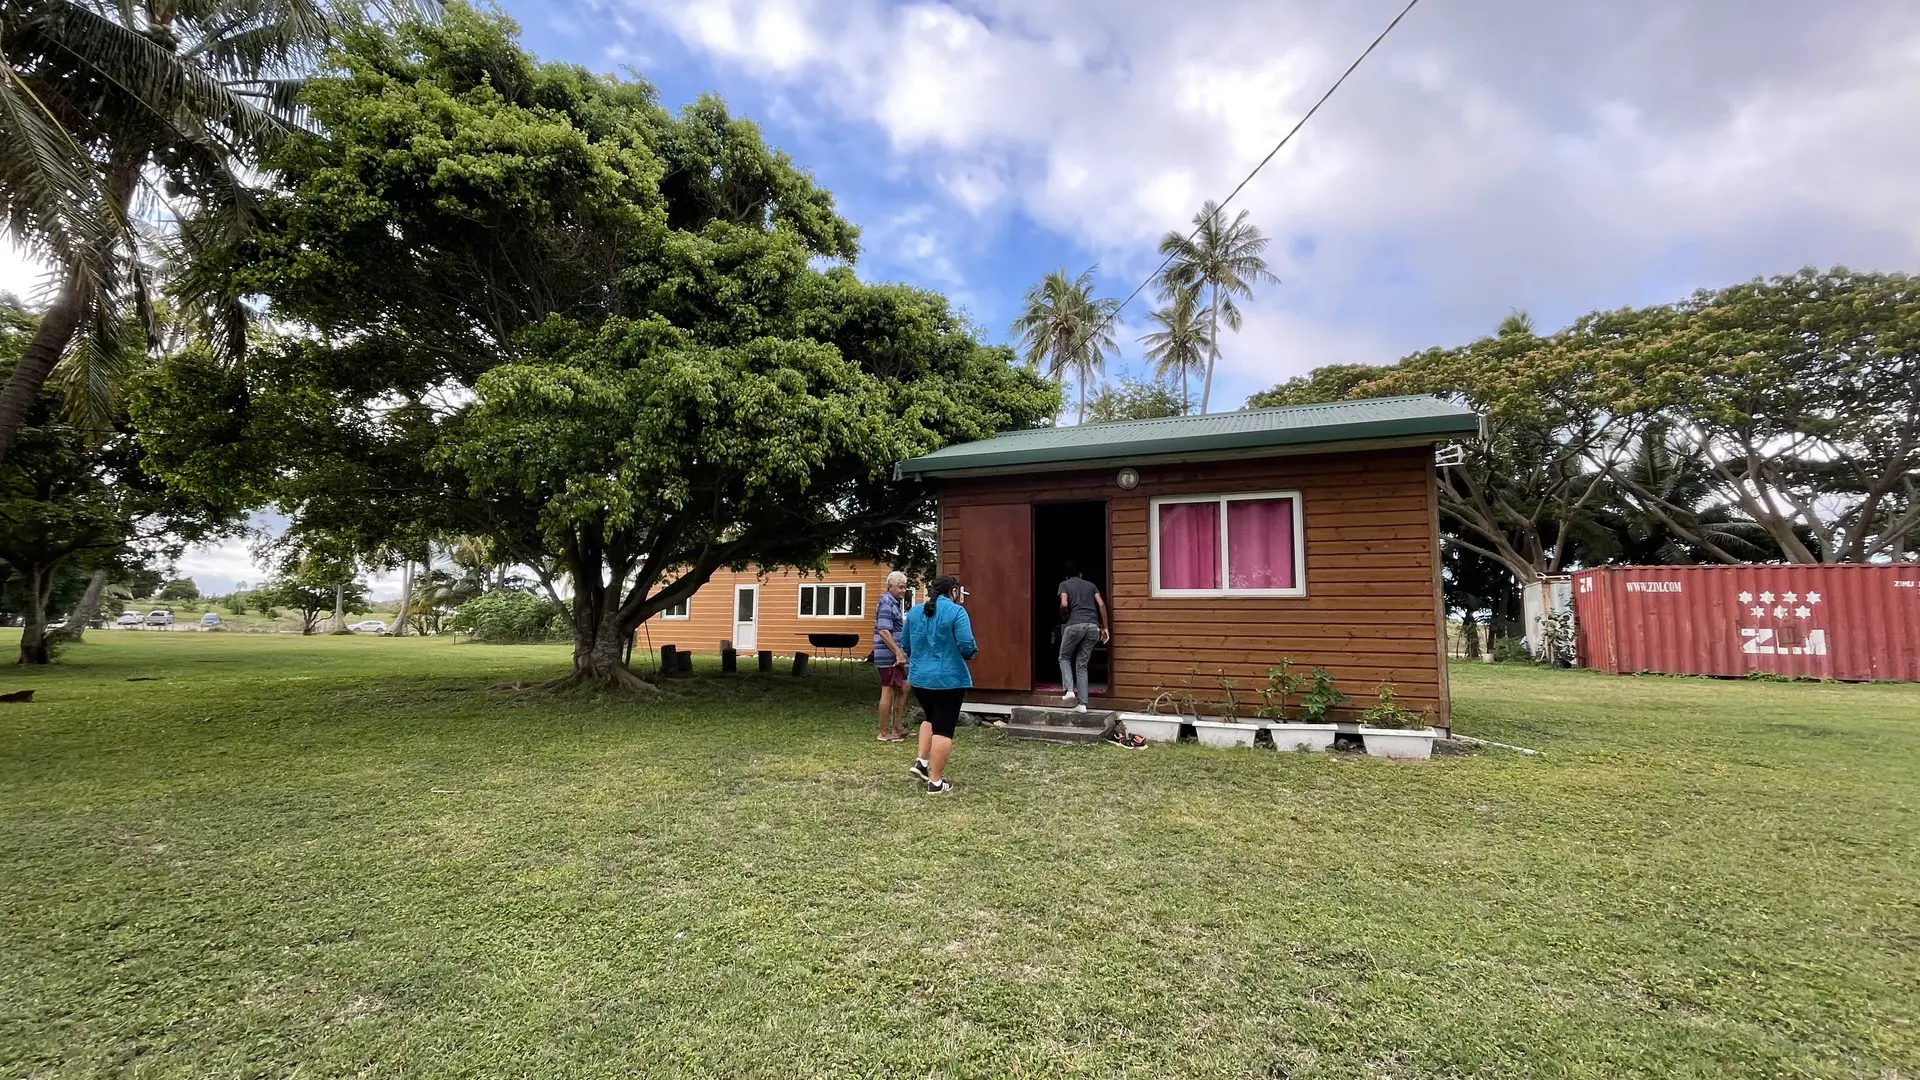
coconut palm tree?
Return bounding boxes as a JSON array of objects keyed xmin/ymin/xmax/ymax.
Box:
[
  {"xmin": 1155, "ymin": 200, "xmax": 1278, "ymax": 413},
  {"xmin": 1139, "ymin": 286, "xmax": 1209, "ymax": 415},
  {"xmin": 0, "ymin": 0, "xmax": 427, "ymax": 465},
  {"xmin": 1009, "ymin": 266, "xmax": 1118, "ymax": 424}
]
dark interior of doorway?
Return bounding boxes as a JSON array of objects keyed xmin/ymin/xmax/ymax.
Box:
[{"xmin": 1031, "ymin": 501, "xmax": 1109, "ymax": 696}]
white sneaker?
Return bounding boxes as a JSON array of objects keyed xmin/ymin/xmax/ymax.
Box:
[
  {"xmin": 1074, "ymin": 704, "xmax": 1087, "ymax": 713},
  {"xmin": 1061, "ymin": 691, "xmax": 1077, "ymax": 704}
]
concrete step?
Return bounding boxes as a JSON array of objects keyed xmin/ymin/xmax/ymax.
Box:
[
  {"xmin": 1010, "ymin": 706, "xmax": 1117, "ymax": 729},
  {"xmin": 1002, "ymin": 722, "xmax": 1107, "ymax": 745}
]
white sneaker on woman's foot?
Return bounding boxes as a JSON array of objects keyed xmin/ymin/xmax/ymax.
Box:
[{"xmin": 1061, "ymin": 691, "xmax": 1077, "ymax": 705}]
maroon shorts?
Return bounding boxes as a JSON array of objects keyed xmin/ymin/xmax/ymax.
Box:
[{"xmin": 878, "ymin": 664, "xmax": 906, "ymax": 688}]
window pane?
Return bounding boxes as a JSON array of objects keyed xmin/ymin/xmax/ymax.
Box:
[
  {"xmin": 737, "ymin": 589, "xmax": 755, "ymax": 621},
  {"xmin": 832, "ymin": 586, "xmax": 848, "ymax": 616},
  {"xmin": 1227, "ymin": 497, "xmax": 1296, "ymax": 590},
  {"xmin": 1157, "ymin": 501, "xmax": 1221, "ymax": 590},
  {"xmin": 850, "ymin": 586, "xmax": 865, "ymax": 617},
  {"xmin": 800, "ymin": 587, "xmax": 814, "ymax": 616}
]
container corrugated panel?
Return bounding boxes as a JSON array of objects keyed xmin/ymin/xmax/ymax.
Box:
[{"xmin": 1573, "ymin": 565, "xmax": 1920, "ymax": 681}]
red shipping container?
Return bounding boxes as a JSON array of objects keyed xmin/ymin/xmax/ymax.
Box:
[{"xmin": 1573, "ymin": 565, "xmax": 1920, "ymax": 681}]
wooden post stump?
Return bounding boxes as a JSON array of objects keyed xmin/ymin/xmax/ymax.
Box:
[
  {"xmin": 721, "ymin": 647, "xmax": 737, "ymax": 673},
  {"xmin": 791, "ymin": 652, "xmax": 810, "ymax": 677},
  {"xmin": 758, "ymin": 650, "xmax": 773, "ymax": 673},
  {"xmin": 676, "ymin": 650, "xmax": 694, "ymax": 675},
  {"xmin": 660, "ymin": 645, "xmax": 677, "ymax": 677}
]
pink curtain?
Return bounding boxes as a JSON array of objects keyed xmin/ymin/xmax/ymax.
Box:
[
  {"xmin": 1227, "ymin": 497, "xmax": 1296, "ymax": 590},
  {"xmin": 1158, "ymin": 501, "xmax": 1220, "ymax": 590}
]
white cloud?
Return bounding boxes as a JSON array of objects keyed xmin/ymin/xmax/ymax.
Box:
[{"xmin": 617, "ymin": 0, "xmax": 1920, "ymax": 403}]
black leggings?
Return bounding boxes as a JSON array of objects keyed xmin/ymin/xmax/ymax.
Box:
[{"xmin": 913, "ymin": 687, "xmax": 968, "ymax": 738}]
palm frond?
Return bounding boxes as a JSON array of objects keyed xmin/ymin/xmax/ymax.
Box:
[
  {"xmin": 0, "ymin": 66, "xmax": 119, "ymax": 295},
  {"xmin": 31, "ymin": 2, "xmax": 304, "ymax": 152},
  {"xmin": 51, "ymin": 298, "xmax": 140, "ymax": 435}
]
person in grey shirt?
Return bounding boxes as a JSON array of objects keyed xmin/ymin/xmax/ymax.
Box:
[{"xmin": 1057, "ymin": 561, "xmax": 1108, "ymax": 711}]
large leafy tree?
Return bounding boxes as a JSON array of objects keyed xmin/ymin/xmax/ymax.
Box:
[
  {"xmin": 1619, "ymin": 269, "xmax": 1920, "ymax": 563},
  {"xmin": 1252, "ymin": 270, "xmax": 1920, "ymax": 589},
  {"xmin": 0, "ymin": 368, "xmax": 226, "ymax": 664},
  {"xmin": 1009, "ymin": 266, "xmax": 1118, "ymax": 424},
  {"xmin": 1155, "ymin": 200, "xmax": 1276, "ymax": 413},
  {"xmin": 136, "ymin": 8, "xmax": 1054, "ymax": 687},
  {"xmin": 1252, "ymin": 310, "xmax": 1648, "ymax": 587},
  {"xmin": 0, "ymin": 0, "xmax": 423, "ymax": 465}
]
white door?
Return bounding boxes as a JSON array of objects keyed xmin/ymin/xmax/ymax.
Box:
[{"xmin": 732, "ymin": 585, "xmax": 759, "ymax": 651}]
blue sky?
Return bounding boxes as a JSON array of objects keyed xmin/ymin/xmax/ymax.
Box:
[{"xmin": 10, "ymin": 0, "xmax": 1920, "ymax": 596}]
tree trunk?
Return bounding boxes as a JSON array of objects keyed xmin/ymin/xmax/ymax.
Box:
[
  {"xmin": 18, "ymin": 566, "xmax": 53, "ymax": 665},
  {"xmin": 1461, "ymin": 613, "xmax": 1482, "ymax": 661},
  {"xmin": 49, "ymin": 569, "xmax": 109, "ymax": 644},
  {"xmin": 1076, "ymin": 368, "xmax": 1086, "ymax": 425},
  {"xmin": 331, "ymin": 584, "xmax": 344, "ymax": 633},
  {"xmin": 1200, "ymin": 287, "xmax": 1220, "ymax": 414},
  {"xmin": 392, "ymin": 561, "xmax": 412, "ymax": 637},
  {"xmin": 0, "ymin": 273, "xmax": 89, "ymax": 467},
  {"xmin": 557, "ymin": 589, "xmax": 652, "ymax": 691}
]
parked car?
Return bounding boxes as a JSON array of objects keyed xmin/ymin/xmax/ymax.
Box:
[
  {"xmin": 115, "ymin": 612, "xmax": 144, "ymax": 628},
  {"xmin": 199, "ymin": 612, "xmax": 223, "ymax": 630},
  {"xmin": 145, "ymin": 609, "xmax": 174, "ymax": 628},
  {"xmin": 348, "ymin": 619, "xmax": 389, "ymax": 634}
]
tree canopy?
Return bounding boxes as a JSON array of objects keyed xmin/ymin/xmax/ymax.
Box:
[
  {"xmin": 1250, "ymin": 268, "xmax": 1920, "ymax": 591},
  {"xmin": 0, "ymin": 0, "xmax": 423, "ymax": 466},
  {"xmin": 136, "ymin": 6, "xmax": 1055, "ymax": 685}
]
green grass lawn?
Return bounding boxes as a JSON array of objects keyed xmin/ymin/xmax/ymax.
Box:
[{"xmin": 1, "ymin": 633, "xmax": 1915, "ymax": 1079}]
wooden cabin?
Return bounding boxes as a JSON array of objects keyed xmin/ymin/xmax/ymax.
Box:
[
  {"xmin": 637, "ymin": 556, "xmax": 900, "ymax": 659},
  {"xmin": 893, "ymin": 396, "xmax": 1482, "ymax": 731}
]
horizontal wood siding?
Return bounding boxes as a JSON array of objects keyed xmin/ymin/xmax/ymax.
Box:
[
  {"xmin": 636, "ymin": 557, "xmax": 896, "ymax": 659},
  {"xmin": 938, "ymin": 447, "xmax": 1450, "ymax": 725}
]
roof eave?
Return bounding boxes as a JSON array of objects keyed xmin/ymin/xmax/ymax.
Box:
[{"xmin": 897, "ymin": 430, "xmax": 1471, "ymax": 482}]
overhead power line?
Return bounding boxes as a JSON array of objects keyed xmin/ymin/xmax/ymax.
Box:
[{"xmin": 1049, "ymin": 0, "xmax": 1426, "ymax": 382}]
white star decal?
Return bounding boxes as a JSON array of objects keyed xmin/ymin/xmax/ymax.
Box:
[
  {"xmin": 1806, "ymin": 592, "xmax": 1821, "ymax": 604},
  {"xmin": 1750, "ymin": 606, "xmax": 1765, "ymax": 618},
  {"xmin": 1759, "ymin": 591, "xmax": 1775, "ymax": 603},
  {"xmin": 1783, "ymin": 591, "xmax": 1798, "ymax": 603},
  {"xmin": 1773, "ymin": 606, "xmax": 1788, "ymax": 618},
  {"xmin": 1738, "ymin": 591, "xmax": 1754, "ymax": 604},
  {"xmin": 1794, "ymin": 606, "xmax": 1811, "ymax": 618}
]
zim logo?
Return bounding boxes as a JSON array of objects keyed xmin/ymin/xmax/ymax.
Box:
[{"xmin": 1741, "ymin": 627, "xmax": 1828, "ymax": 656}]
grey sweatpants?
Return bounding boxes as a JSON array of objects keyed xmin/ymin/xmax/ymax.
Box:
[{"xmin": 1058, "ymin": 621, "xmax": 1100, "ymax": 704}]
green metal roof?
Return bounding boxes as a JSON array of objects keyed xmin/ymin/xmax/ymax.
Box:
[{"xmin": 895, "ymin": 394, "xmax": 1481, "ymax": 480}]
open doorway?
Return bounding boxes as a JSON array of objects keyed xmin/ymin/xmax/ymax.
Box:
[{"xmin": 1032, "ymin": 501, "xmax": 1109, "ymax": 696}]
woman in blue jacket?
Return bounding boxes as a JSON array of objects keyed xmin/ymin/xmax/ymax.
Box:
[{"xmin": 900, "ymin": 574, "xmax": 975, "ymax": 795}]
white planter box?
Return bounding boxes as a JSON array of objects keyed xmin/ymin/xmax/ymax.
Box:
[
  {"xmin": 1358, "ymin": 727, "xmax": 1439, "ymax": 760},
  {"xmin": 1191, "ymin": 719, "xmax": 1259, "ymax": 749},
  {"xmin": 1116, "ymin": 713, "xmax": 1184, "ymax": 744},
  {"xmin": 1267, "ymin": 723, "xmax": 1339, "ymax": 752}
]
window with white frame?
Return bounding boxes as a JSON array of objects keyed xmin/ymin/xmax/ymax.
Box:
[
  {"xmin": 798, "ymin": 583, "xmax": 866, "ymax": 618},
  {"xmin": 1150, "ymin": 492, "xmax": 1305, "ymax": 597},
  {"xmin": 661, "ymin": 597, "xmax": 690, "ymax": 619}
]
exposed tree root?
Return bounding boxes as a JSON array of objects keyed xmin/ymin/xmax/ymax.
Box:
[{"xmin": 496, "ymin": 666, "xmax": 660, "ymax": 694}]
